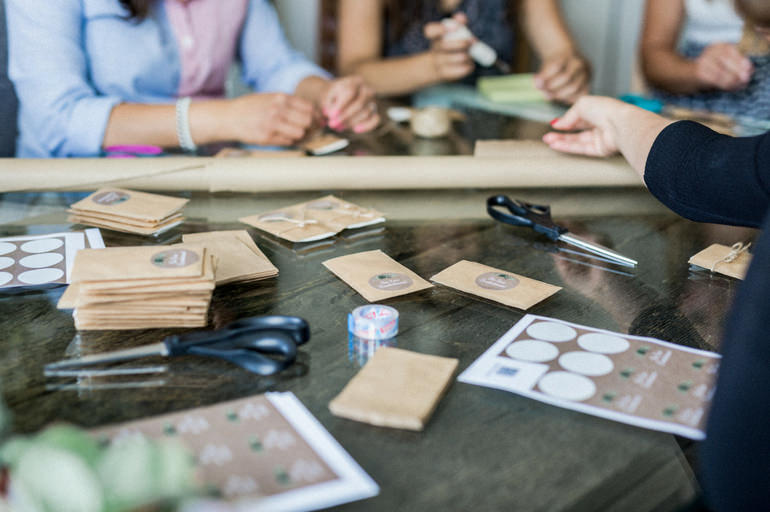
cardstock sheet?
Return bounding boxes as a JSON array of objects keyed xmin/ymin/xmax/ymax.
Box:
[
  {"xmin": 93, "ymin": 392, "xmax": 378, "ymax": 511},
  {"xmin": 459, "ymin": 314, "xmax": 721, "ymax": 439},
  {"xmin": 477, "ymin": 74, "xmax": 548, "ymax": 103},
  {"xmin": 689, "ymin": 243, "xmax": 751, "ymax": 280},
  {"xmin": 182, "ymin": 230, "xmax": 278, "ymax": 285},
  {"xmin": 240, "ymin": 196, "xmax": 385, "ymax": 243},
  {"xmin": 0, "ymin": 229, "xmax": 105, "ymax": 289},
  {"xmin": 431, "ymin": 260, "xmax": 561, "ymax": 310},
  {"xmin": 322, "ymin": 250, "xmax": 433, "ymax": 302},
  {"xmin": 70, "ymin": 188, "xmax": 189, "ymax": 223},
  {"xmin": 329, "ymin": 347, "xmax": 458, "ymax": 431}
]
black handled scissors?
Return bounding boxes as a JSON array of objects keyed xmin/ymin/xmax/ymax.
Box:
[
  {"xmin": 487, "ymin": 195, "xmax": 638, "ymax": 268},
  {"xmin": 44, "ymin": 315, "xmax": 310, "ymax": 377}
]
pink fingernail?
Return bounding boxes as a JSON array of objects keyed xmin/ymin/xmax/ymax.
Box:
[
  {"xmin": 330, "ymin": 121, "xmax": 343, "ymax": 130},
  {"xmin": 354, "ymin": 124, "xmax": 367, "ymax": 134},
  {"xmin": 549, "ymin": 117, "xmax": 560, "ymax": 126}
]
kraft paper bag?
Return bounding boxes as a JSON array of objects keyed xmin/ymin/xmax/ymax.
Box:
[
  {"xmin": 322, "ymin": 250, "xmax": 433, "ymax": 302},
  {"xmin": 430, "ymin": 260, "xmax": 562, "ymax": 310},
  {"xmin": 329, "ymin": 347, "xmax": 458, "ymax": 431},
  {"xmin": 689, "ymin": 243, "xmax": 752, "ymax": 280},
  {"xmin": 69, "ymin": 245, "xmax": 207, "ymax": 282},
  {"xmin": 69, "ymin": 188, "xmax": 188, "ymax": 235},
  {"xmin": 240, "ymin": 196, "xmax": 384, "ymax": 243},
  {"xmin": 182, "ymin": 230, "xmax": 278, "ymax": 285}
]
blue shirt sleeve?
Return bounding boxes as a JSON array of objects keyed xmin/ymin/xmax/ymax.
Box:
[
  {"xmin": 238, "ymin": 0, "xmax": 330, "ymax": 94},
  {"xmin": 6, "ymin": 0, "xmax": 123, "ymax": 157}
]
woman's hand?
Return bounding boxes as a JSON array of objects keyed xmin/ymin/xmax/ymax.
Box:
[
  {"xmin": 694, "ymin": 43, "xmax": 753, "ymax": 91},
  {"xmin": 224, "ymin": 93, "xmax": 315, "ymax": 146},
  {"xmin": 423, "ymin": 13, "xmax": 475, "ymax": 82},
  {"xmin": 542, "ymin": 96, "xmax": 621, "ymax": 156},
  {"xmin": 320, "ymin": 76, "xmax": 380, "ymax": 134},
  {"xmin": 535, "ymin": 53, "xmax": 591, "ymax": 104}
]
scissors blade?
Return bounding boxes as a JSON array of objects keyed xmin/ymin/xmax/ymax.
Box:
[
  {"xmin": 44, "ymin": 342, "xmax": 169, "ymax": 370},
  {"xmin": 557, "ymin": 232, "xmax": 638, "ymax": 268}
]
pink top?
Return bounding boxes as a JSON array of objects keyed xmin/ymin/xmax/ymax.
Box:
[{"xmin": 164, "ymin": 0, "xmax": 249, "ymax": 98}]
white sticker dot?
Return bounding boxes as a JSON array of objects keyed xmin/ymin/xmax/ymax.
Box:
[
  {"xmin": 17, "ymin": 268, "xmax": 64, "ymax": 285},
  {"xmin": 0, "ymin": 257, "xmax": 14, "ymax": 270},
  {"xmin": 526, "ymin": 322, "xmax": 577, "ymax": 342},
  {"xmin": 538, "ymin": 371, "xmax": 596, "ymax": 401},
  {"xmin": 578, "ymin": 333, "xmax": 630, "ymax": 354},
  {"xmin": 19, "ymin": 253, "xmax": 64, "ymax": 269},
  {"xmin": 0, "ymin": 272, "xmax": 12, "ymax": 286},
  {"xmin": 0, "ymin": 242, "xmax": 16, "ymax": 255},
  {"xmin": 21, "ymin": 238, "xmax": 64, "ymax": 254},
  {"xmin": 505, "ymin": 340, "xmax": 560, "ymax": 363},
  {"xmin": 559, "ymin": 351, "xmax": 614, "ymax": 376}
]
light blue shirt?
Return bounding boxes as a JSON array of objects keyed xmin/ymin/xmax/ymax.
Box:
[{"xmin": 6, "ymin": 0, "xmax": 328, "ymax": 158}]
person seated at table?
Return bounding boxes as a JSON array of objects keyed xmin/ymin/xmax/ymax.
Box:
[
  {"xmin": 5, "ymin": 0, "xmax": 380, "ymax": 158},
  {"xmin": 336, "ymin": 0, "xmax": 590, "ymax": 104},
  {"xmin": 543, "ymin": 0, "xmax": 770, "ymax": 498},
  {"xmin": 641, "ymin": 0, "xmax": 770, "ymax": 119}
]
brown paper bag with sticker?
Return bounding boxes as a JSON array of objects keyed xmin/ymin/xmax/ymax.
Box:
[
  {"xmin": 431, "ymin": 260, "xmax": 561, "ymax": 310},
  {"xmin": 689, "ymin": 243, "xmax": 752, "ymax": 280},
  {"xmin": 322, "ymin": 250, "xmax": 432, "ymax": 302},
  {"xmin": 329, "ymin": 347, "xmax": 458, "ymax": 431},
  {"xmin": 69, "ymin": 188, "xmax": 188, "ymax": 223},
  {"xmin": 183, "ymin": 230, "xmax": 278, "ymax": 285}
]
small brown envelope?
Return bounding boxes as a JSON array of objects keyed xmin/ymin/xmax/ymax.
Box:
[
  {"xmin": 322, "ymin": 250, "xmax": 433, "ymax": 302},
  {"xmin": 689, "ymin": 243, "xmax": 752, "ymax": 280},
  {"xmin": 329, "ymin": 347, "xmax": 458, "ymax": 431},
  {"xmin": 431, "ymin": 260, "xmax": 561, "ymax": 310},
  {"xmin": 182, "ymin": 230, "xmax": 278, "ymax": 285}
]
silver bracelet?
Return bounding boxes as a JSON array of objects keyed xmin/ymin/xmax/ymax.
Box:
[{"xmin": 175, "ymin": 96, "xmax": 197, "ymax": 152}]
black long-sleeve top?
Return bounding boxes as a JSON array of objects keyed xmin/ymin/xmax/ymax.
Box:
[{"xmin": 645, "ymin": 121, "xmax": 770, "ymax": 512}]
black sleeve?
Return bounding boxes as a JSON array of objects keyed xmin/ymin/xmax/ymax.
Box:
[
  {"xmin": 644, "ymin": 121, "xmax": 770, "ymax": 227},
  {"xmin": 700, "ymin": 211, "xmax": 770, "ymax": 511}
]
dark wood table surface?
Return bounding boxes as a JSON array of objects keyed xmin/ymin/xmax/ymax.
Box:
[{"xmin": 0, "ymin": 110, "xmax": 754, "ymax": 511}]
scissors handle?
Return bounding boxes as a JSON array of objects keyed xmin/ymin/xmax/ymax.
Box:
[
  {"xmin": 163, "ymin": 315, "xmax": 310, "ymax": 376},
  {"xmin": 487, "ymin": 195, "xmax": 567, "ymax": 241}
]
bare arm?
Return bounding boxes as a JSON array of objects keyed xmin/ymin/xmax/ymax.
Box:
[
  {"xmin": 522, "ymin": 0, "xmax": 590, "ymax": 104},
  {"xmin": 641, "ymin": 0, "xmax": 752, "ymax": 94}
]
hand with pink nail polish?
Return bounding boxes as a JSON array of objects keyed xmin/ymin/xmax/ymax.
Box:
[{"xmin": 320, "ymin": 76, "xmax": 380, "ymax": 133}]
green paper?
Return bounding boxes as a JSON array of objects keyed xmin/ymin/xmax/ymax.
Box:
[{"xmin": 478, "ymin": 74, "xmax": 548, "ymax": 104}]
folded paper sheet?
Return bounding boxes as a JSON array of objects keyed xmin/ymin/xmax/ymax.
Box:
[
  {"xmin": 431, "ymin": 260, "xmax": 561, "ymax": 309},
  {"xmin": 477, "ymin": 74, "xmax": 548, "ymax": 103},
  {"xmin": 322, "ymin": 250, "xmax": 433, "ymax": 302},
  {"xmin": 0, "ymin": 229, "xmax": 104, "ymax": 290},
  {"xmin": 459, "ymin": 314, "xmax": 721, "ymax": 440},
  {"xmin": 69, "ymin": 188, "xmax": 188, "ymax": 235},
  {"xmin": 182, "ymin": 230, "xmax": 278, "ymax": 285},
  {"xmin": 94, "ymin": 392, "xmax": 379, "ymax": 510},
  {"xmin": 59, "ymin": 244, "xmax": 215, "ymax": 330},
  {"xmin": 688, "ymin": 243, "xmax": 751, "ymax": 280},
  {"xmin": 240, "ymin": 195, "xmax": 385, "ymax": 243},
  {"xmin": 329, "ymin": 347, "xmax": 458, "ymax": 430}
]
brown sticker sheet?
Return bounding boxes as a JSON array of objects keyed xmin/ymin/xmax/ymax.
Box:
[
  {"xmin": 689, "ymin": 243, "xmax": 752, "ymax": 280},
  {"xmin": 69, "ymin": 188, "xmax": 188, "ymax": 235},
  {"xmin": 459, "ymin": 314, "xmax": 720, "ymax": 439},
  {"xmin": 322, "ymin": 250, "xmax": 433, "ymax": 302},
  {"xmin": 182, "ymin": 230, "xmax": 278, "ymax": 285},
  {"xmin": 93, "ymin": 392, "xmax": 378, "ymax": 510},
  {"xmin": 240, "ymin": 195, "xmax": 384, "ymax": 243},
  {"xmin": 329, "ymin": 347, "xmax": 458, "ymax": 431},
  {"xmin": 431, "ymin": 260, "xmax": 561, "ymax": 310}
]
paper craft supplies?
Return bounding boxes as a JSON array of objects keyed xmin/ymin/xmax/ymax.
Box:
[
  {"xmin": 301, "ymin": 133, "xmax": 350, "ymax": 156},
  {"xmin": 182, "ymin": 230, "xmax": 278, "ymax": 285},
  {"xmin": 459, "ymin": 314, "xmax": 721, "ymax": 440},
  {"xmin": 323, "ymin": 250, "xmax": 433, "ymax": 302},
  {"xmin": 689, "ymin": 243, "xmax": 752, "ymax": 280},
  {"xmin": 431, "ymin": 260, "xmax": 561, "ymax": 310},
  {"xmin": 0, "ymin": 229, "xmax": 104, "ymax": 290},
  {"xmin": 329, "ymin": 347, "xmax": 458, "ymax": 431},
  {"xmin": 240, "ymin": 195, "xmax": 385, "ymax": 243},
  {"xmin": 94, "ymin": 392, "xmax": 379, "ymax": 510},
  {"xmin": 58, "ymin": 244, "xmax": 215, "ymax": 330},
  {"xmin": 69, "ymin": 188, "xmax": 189, "ymax": 236},
  {"xmin": 478, "ymin": 74, "xmax": 548, "ymax": 103}
]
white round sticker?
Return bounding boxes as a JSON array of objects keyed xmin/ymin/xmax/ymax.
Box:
[
  {"xmin": 577, "ymin": 333, "xmax": 630, "ymax": 354},
  {"xmin": 20, "ymin": 253, "xmax": 64, "ymax": 269},
  {"xmin": 17, "ymin": 268, "xmax": 64, "ymax": 284},
  {"xmin": 538, "ymin": 371, "xmax": 597, "ymax": 401},
  {"xmin": 526, "ymin": 322, "xmax": 577, "ymax": 342},
  {"xmin": 0, "ymin": 242, "xmax": 16, "ymax": 255},
  {"xmin": 21, "ymin": 238, "xmax": 64, "ymax": 254},
  {"xmin": 559, "ymin": 351, "xmax": 614, "ymax": 376},
  {"xmin": 505, "ymin": 340, "xmax": 560, "ymax": 363}
]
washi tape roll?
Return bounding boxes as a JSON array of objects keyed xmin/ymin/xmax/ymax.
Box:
[{"xmin": 348, "ymin": 304, "xmax": 399, "ymax": 341}]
